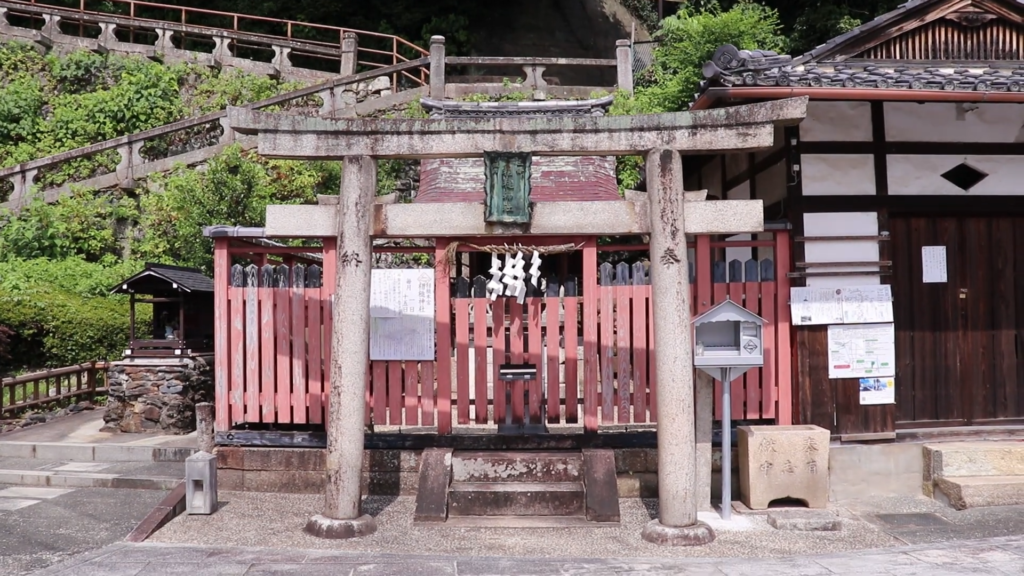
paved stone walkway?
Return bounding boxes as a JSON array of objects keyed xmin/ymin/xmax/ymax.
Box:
[{"xmin": 28, "ymin": 535, "xmax": 1024, "ymax": 575}]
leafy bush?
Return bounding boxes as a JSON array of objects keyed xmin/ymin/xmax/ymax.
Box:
[
  {"xmin": 0, "ymin": 286, "xmax": 135, "ymax": 368},
  {"xmin": 0, "ymin": 257, "xmax": 141, "ymax": 299}
]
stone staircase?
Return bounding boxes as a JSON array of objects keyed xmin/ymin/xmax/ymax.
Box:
[
  {"xmin": 924, "ymin": 441, "xmax": 1024, "ymax": 510},
  {"xmin": 415, "ymin": 449, "xmax": 619, "ymax": 527}
]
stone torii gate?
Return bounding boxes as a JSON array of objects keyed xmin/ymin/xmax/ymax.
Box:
[{"xmin": 227, "ymin": 96, "xmax": 807, "ymax": 544}]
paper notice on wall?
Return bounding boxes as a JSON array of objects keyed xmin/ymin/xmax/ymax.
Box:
[
  {"xmin": 790, "ymin": 287, "xmax": 844, "ymax": 325},
  {"xmin": 859, "ymin": 377, "xmax": 895, "ymax": 405},
  {"xmin": 369, "ymin": 269, "xmax": 435, "ymax": 361},
  {"xmin": 827, "ymin": 323, "xmax": 896, "ymax": 379},
  {"xmin": 841, "ymin": 285, "xmax": 893, "ymax": 324},
  {"xmin": 922, "ymin": 246, "xmax": 947, "ymax": 283}
]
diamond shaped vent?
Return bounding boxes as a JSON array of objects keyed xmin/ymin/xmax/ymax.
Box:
[{"xmin": 940, "ymin": 162, "xmax": 988, "ymax": 191}]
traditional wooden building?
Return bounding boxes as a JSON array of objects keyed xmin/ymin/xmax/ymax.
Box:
[{"xmin": 692, "ymin": 0, "xmax": 1024, "ymax": 439}]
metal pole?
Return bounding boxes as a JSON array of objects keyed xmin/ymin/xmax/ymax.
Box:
[{"xmin": 720, "ymin": 368, "xmax": 731, "ymax": 521}]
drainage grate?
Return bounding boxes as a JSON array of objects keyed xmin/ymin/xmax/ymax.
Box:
[{"xmin": 875, "ymin": 512, "xmax": 951, "ymax": 529}]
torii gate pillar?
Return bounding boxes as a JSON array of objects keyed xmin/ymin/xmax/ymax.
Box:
[{"xmin": 642, "ymin": 148, "xmax": 714, "ymax": 545}]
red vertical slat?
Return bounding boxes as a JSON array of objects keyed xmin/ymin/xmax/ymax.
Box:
[
  {"xmin": 405, "ymin": 362, "xmax": 419, "ymax": 426},
  {"xmin": 229, "ymin": 285, "xmax": 245, "ymax": 426},
  {"xmin": 761, "ymin": 281, "xmax": 777, "ymax": 419},
  {"xmin": 244, "ymin": 273, "xmax": 260, "ymax": 423},
  {"xmin": 582, "ymin": 239, "xmax": 599, "ymax": 432},
  {"xmin": 695, "ymin": 236, "xmax": 713, "ymax": 315},
  {"xmin": 291, "ymin": 271, "xmax": 307, "ymax": 425},
  {"xmin": 455, "ymin": 295, "xmax": 471, "ymax": 425},
  {"xmin": 275, "ymin": 273, "xmax": 292, "ymax": 424},
  {"xmin": 259, "ymin": 273, "xmax": 275, "ymax": 423},
  {"xmin": 372, "ymin": 361, "xmax": 386, "ymax": 425},
  {"xmin": 421, "ymin": 361, "xmax": 435, "ymax": 426},
  {"xmin": 728, "ymin": 281, "xmax": 744, "ymax": 418},
  {"xmin": 434, "ymin": 242, "xmax": 453, "ymax": 434},
  {"xmin": 744, "ymin": 280, "xmax": 762, "ymax": 419},
  {"xmin": 307, "ymin": 282, "xmax": 323, "ymax": 425},
  {"xmin": 473, "ymin": 295, "xmax": 489, "ymax": 424},
  {"xmin": 322, "ymin": 238, "xmax": 336, "ymax": 423},
  {"xmin": 564, "ymin": 294, "xmax": 579, "ymax": 423},
  {"xmin": 388, "ymin": 361, "xmax": 402, "ymax": 425},
  {"xmin": 510, "ymin": 299, "xmax": 525, "ymax": 423},
  {"xmin": 599, "ymin": 286, "xmax": 615, "ymax": 424},
  {"xmin": 775, "ymin": 230, "xmax": 794, "ymax": 425},
  {"xmin": 492, "ymin": 299, "xmax": 507, "ymax": 424},
  {"xmin": 616, "ymin": 285, "xmax": 632, "ymax": 423},
  {"xmin": 213, "ymin": 239, "xmax": 230, "ymax": 431},
  {"xmin": 713, "ymin": 280, "xmax": 727, "ymax": 421},
  {"xmin": 546, "ymin": 295, "xmax": 561, "ymax": 424},
  {"xmin": 365, "ymin": 368, "xmax": 372, "ymax": 427},
  {"xmin": 632, "ymin": 284, "xmax": 648, "ymax": 423},
  {"xmin": 648, "ymin": 283, "xmax": 657, "ymax": 423},
  {"xmin": 528, "ymin": 297, "xmax": 543, "ymax": 424}
]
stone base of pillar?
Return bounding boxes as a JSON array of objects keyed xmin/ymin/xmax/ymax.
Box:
[
  {"xmin": 640, "ymin": 519, "xmax": 716, "ymax": 547},
  {"xmin": 303, "ymin": 514, "xmax": 378, "ymax": 539}
]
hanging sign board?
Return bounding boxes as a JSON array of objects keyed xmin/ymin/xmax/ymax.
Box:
[
  {"xmin": 859, "ymin": 377, "xmax": 896, "ymax": 405},
  {"xmin": 369, "ymin": 269, "xmax": 435, "ymax": 361},
  {"xmin": 827, "ymin": 323, "xmax": 896, "ymax": 379},
  {"xmin": 791, "ymin": 286, "xmax": 893, "ymax": 326}
]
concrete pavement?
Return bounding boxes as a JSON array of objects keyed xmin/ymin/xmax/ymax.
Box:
[{"xmin": 26, "ymin": 535, "xmax": 1024, "ymax": 575}]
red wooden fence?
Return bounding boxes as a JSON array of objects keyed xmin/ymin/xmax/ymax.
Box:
[{"xmin": 213, "ymin": 231, "xmax": 792, "ymax": 433}]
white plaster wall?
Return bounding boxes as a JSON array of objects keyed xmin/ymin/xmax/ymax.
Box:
[
  {"xmin": 803, "ymin": 212, "xmax": 881, "ymax": 288},
  {"xmin": 802, "ymin": 155, "xmax": 877, "ymax": 196},
  {"xmin": 884, "ymin": 102, "xmax": 1024, "ymax": 142},
  {"xmin": 800, "ymin": 101, "xmax": 873, "ymax": 142},
  {"xmin": 888, "ymin": 155, "xmax": 1024, "ymax": 195}
]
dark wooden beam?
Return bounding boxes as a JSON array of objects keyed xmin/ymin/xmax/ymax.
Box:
[
  {"xmin": 871, "ymin": 102, "xmax": 889, "ymax": 197},
  {"xmin": 802, "ymin": 142, "xmax": 1024, "ymax": 155},
  {"xmin": 798, "ymin": 195, "xmax": 1024, "ymax": 214},
  {"xmin": 723, "ymin": 147, "xmax": 786, "ymax": 194}
]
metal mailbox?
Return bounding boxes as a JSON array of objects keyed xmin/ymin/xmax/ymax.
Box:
[{"xmin": 693, "ymin": 299, "xmax": 765, "ymax": 371}]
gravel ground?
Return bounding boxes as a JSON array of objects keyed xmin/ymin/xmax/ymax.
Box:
[{"xmin": 150, "ymin": 493, "xmax": 905, "ymax": 559}]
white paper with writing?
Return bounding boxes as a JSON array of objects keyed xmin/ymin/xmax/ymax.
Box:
[
  {"xmin": 922, "ymin": 246, "xmax": 947, "ymax": 283},
  {"xmin": 369, "ymin": 269, "xmax": 435, "ymax": 361},
  {"xmin": 841, "ymin": 285, "xmax": 894, "ymax": 324},
  {"xmin": 790, "ymin": 287, "xmax": 844, "ymax": 326},
  {"xmin": 827, "ymin": 323, "xmax": 896, "ymax": 379}
]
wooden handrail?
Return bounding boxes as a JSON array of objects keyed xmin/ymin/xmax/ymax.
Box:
[
  {"xmin": 1, "ymin": 361, "xmax": 109, "ymax": 414},
  {"xmin": 0, "ymin": 57, "xmax": 428, "ymax": 179}
]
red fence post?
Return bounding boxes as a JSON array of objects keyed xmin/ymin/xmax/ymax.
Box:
[
  {"xmin": 775, "ymin": 229, "xmax": 794, "ymax": 425},
  {"xmin": 435, "ymin": 241, "xmax": 453, "ymax": 434},
  {"xmin": 213, "ymin": 238, "xmax": 230, "ymax": 432}
]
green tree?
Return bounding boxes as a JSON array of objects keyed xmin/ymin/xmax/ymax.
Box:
[{"xmin": 637, "ymin": 1, "xmax": 787, "ymax": 112}]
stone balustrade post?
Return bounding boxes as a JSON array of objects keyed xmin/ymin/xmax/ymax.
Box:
[
  {"xmin": 39, "ymin": 14, "xmax": 61, "ymax": 48},
  {"xmin": 616, "ymin": 39, "xmax": 634, "ymax": 95},
  {"xmin": 154, "ymin": 28, "xmax": 174, "ymax": 54},
  {"xmin": 212, "ymin": 36, "xmax": 230, "ymax": 69},
  {"xmin": 272, "ymin": 45, "xmax": 292, "ymax": 79},
  {"xmin": 8, "ymin": 168, "xmax": 38, "ymax": 207},
  {"xmin": 219, "ymin": 116, "xmax": 235, "ymax": 145},
  {"xmin": 340, "ymin": 32, "xmax": 358, "ymax": 76},
  {"xmin": 429, "ymin": 35, "xmax": 446, "ymax": 100},
  {"xmin": 97, "ymin": 22, "xmax": 117, "ymax": 54}
]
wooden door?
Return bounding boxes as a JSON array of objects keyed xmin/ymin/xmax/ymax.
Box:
[{"xmin": 892, "ymin": 216, "xmax": 1024, "ymax": 427}]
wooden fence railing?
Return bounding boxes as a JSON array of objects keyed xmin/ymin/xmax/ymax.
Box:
[
  {"xmin": 1, "ymin": 361, "xmax": 109, "ymax": 415},
  {"xmin": 213, "ymin": 229, "xmax": 793, "ymax": 433}
]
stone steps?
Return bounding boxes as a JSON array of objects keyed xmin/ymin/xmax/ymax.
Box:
[
  {"xmin": 925, "ymin": 441, "xmax": 1024, "ymax": 510},
  {"xmin": 0, "ymin": 458, "xmax": 183, "ymax": 490},
  {"xmin": 451, "ymin": 450, "xmax": 583, "ymax": 483},
  {"xmin": 448, "ymin": 481, "xmax": 586, "ymax": 517}
]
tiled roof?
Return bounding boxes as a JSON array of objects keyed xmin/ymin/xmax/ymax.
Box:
[{"xmin": 112, "ymin": 263, "xmax": 214, "ymax": 294}]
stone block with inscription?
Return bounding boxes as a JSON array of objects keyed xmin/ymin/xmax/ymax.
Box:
[{"xmin": 738, "ymin": 425, "xmax": 830, "ymax": 510}]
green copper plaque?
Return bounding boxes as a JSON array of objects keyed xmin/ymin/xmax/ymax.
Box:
[{"xmin": 484, "ymin": 152, "xmax": 532, "ymax": 224}]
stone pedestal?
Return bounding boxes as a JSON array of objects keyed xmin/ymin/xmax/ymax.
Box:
[
  {"xmin": 738, "ymin": 425, "xmax": 830, "ymax": 509},
  {"xmin": 103, "ymin": 356, "xmax": 213, "ymax": 434}
]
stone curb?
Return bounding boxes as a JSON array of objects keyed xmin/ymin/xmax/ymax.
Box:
[
  {"xmin": 0, "ymin": 468, "xmax": 182, "ymax": 490},
  {"xmin": 0, "ymin": 441, "xmax": 195, "ymax": 462},
  {"xmin": 126, "ymin": 481, "xmax": 187, "ymax": 543}
]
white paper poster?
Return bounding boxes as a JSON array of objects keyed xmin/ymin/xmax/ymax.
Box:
[
  {"xmin": 859, "ymin": 377, "xmax": 895, "ymax": 405},
  {"xmin": 922, "ymin": 246, "xmax": 947, "ymax": 283},
  {"xmin": 791, "ymin": 286, "xmax": 893, "ymax": 325},
  {"xmin": 827, "ymin": 323, "xmax": 896, "ymax": 379},
  {"xmin": 369, "ymin": 269, "xmax": 435, "ymax": 361},
  {"xmin": 790, "ymin": 287, "xmax": 844, "ymax": 326},
  {"xmin": 841, "ymin": 285, "xmax": 894, "ymax": 324}
]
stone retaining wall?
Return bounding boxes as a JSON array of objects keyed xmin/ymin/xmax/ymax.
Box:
[{"xmin": 103, "ymin": 356, "xmax": 213, "ymax": 434}]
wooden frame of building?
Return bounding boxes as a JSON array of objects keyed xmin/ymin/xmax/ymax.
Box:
[{"xmin": 691, "ymin": 0, "xmax": 1024, "ymax": 439}]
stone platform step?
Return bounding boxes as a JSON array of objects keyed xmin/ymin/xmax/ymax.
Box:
[
  {"xmin": 933, "ymin": 475, "xmax": 1024, "ymax": 510},
  {"xmin": 0, "ymin": 458, "xmax": 183, "ymax": 490},
  {"xmin": 925, "ymin": 441, "xmax": 1024, "ymax": 480},
  {"xmin": 0, "ymin": 441, "xmax": 195, "ymax": 463},
  {"xmin": 451, "ymin": 450, "xmax": 583, "ymax": 483},
  {"xmin": 448, "ymin": 481, "xmax": 586, "ymax": 517}
]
